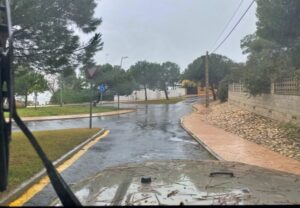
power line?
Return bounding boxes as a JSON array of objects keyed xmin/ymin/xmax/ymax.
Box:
[
  {"xmin": 210, "ymin": 0, "xmax": 244, "ymax": 51},
  {"xmin": 211, "ymin": 0, "xmax": 255, "ymax": 54}
]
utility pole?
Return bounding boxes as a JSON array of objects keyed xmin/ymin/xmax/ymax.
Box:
[
  {"xmin": 117, "ymin": 56, "xmax": 128, "ymax": 109},
  {"xmin": 205, "ymin": 51, "xmax": 209, "ymax": 108},
  {"xmin": 120, "ymin": 56, "xmax": 128, "ymax": 69}
]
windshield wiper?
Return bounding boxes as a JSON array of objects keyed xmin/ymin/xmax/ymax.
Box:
[{"xmin": 0, "ymin": 0, "xmax": 81, "ymax": 206}]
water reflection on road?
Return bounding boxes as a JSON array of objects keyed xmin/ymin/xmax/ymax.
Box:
[{"xmin": 24, "ymin": 97, "xmax": 215, "ymax": 206}]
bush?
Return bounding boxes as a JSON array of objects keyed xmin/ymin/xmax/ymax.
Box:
[
  {"xmin": 50, "ymin": 89, "xmax": 115, "ymax": 104},
  {"xmin": 217, "ymin": 78, "xmax": 230, "ymax": 102},
  {"xmin": 50, "ymin": 89, "xmax": 91, "ymax": 104}
]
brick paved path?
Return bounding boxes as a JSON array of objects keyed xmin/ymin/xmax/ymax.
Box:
[{"xmin": 182, "ymin": 104, "xmax": 300, "ymax": 175}]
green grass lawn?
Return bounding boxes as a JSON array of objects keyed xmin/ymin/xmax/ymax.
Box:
[
  {"xmin": 128, "ymin": 97, "xmax": 184, "ymax": 104},
  {"xmin": 16, "ymin": 105, "xmax": 117, "ymax": 117},
  {"xmin": 0, "ymin": 128, "xmax": 100, "ymax": 198}
]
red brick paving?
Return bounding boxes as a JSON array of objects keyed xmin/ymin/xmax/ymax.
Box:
[{"xmin": 182, "ymin": 103, "xmax": 300, "ymax": 175}]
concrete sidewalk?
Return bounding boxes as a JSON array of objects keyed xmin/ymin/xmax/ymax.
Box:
[
  {"xmin": 12, "ymin": 109, "xmax": 135, "ymax": 122},
  {"xmin": 181, "ymin": 103, "xmax": 300, "ymax": 175}
]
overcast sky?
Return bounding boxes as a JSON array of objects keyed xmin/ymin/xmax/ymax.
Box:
[
  {"xmin": 92, "ymin": 0, "xmax": 257, "ymax": 71},
  {"xmin": 38, "ymin": 0, "xmax": 258, "ymax": 104}
]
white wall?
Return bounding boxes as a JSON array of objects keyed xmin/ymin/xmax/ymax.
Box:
[{"xmin": 114, "ymin": 87, "xmax": 186, "ymax": 102}]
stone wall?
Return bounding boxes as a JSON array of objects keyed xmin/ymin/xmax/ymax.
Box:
[{"xmin": 228, "ymin": 91, "xmax": 300, "ymax": 126}]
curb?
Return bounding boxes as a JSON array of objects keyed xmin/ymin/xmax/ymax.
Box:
[
  {"xmin": 180, "ymin": 107, "xmax": 224, "ymax": 161},
  {"xmin": 0, "ymin": 129, "xmax": 107, "ymax": 206},
  {"xmin": 8, "ymin": 109, "xmax": 136, "ymax": 122}
]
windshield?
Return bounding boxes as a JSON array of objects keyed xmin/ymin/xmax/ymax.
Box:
[{"xmin": 0, "ymin": 0, "xmax": 300, "ymax": 206}]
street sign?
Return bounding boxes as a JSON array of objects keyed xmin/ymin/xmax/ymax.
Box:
[
  {"xmin": 86, "ymin": 66, "xmax": 99, "ymax": 79},
  {"xmin": 98, "ymin": 84, "xmax": 106, "ymax": 93}
]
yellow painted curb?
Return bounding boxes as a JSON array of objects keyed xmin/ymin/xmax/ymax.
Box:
[{"xmin": 9, "ymin": 130, "xmax": 110, "ymax": 207}]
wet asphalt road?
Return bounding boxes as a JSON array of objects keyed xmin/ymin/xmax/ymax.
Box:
[{"xmin": 21, "ymin": 97, "xmax": 215, "ymax": 206}]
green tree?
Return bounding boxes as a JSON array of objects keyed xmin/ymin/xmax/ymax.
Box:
[
  {"xmin": 181, "ymin": 80, "xmax": 197, "ymax": 88},
  {"xmin": 157, "ymin": 62, "xmax": 180, "ymax": 100},
  {"xmin": 32, "ymin": 73, "xmax": 49, "ymax": 109},
  {"xmin": 11, "ymin": 0, "xmax": 103, "ymax": 74},
  {"xmin": 50, "ymin": 72, "xmax": 93, "ymax": 105},
  {"xmin": 241, "ymin": 34, "xmax": 293, "ymax": 95},
  {"xmin": 15, "ymin": 67, "xmax": 48, "ymax": 107},
  {"xmin": 56, "ymin": 70, "xmax": 88, "ymax": 106},
  {"xmin": 241, "ymin": 0, "xmax": 300, "ymax": 95},
  {"xmin": 92, "ymin": 64, "xmax": 118, "ymax": 103},
  {"xmin": 93, "ymin": 64, "xmax": 116, "ymax": 88},
  {"xmin": 256, "ymin": 0, "xmax": 300, "ymax": 50},
  {"xmin": 182, "ymin": 54, "xmax": 234, "ymax": 100},
  {"xmin": 61, "ymin": 70, "xmax": 86, "ymax": 91},
  {"xmin": 111, "ymin": 68, "xmax": 136, "ymax": 109},
  {"xmin": 92, "ymin": 64, "xmax": 136, "ymax": 107},
  {"xmin": 181, "ymin": 57, "xmax": 205, "ymax": 84},
  {"xmin": 128, "ymin": 61, "xmax": 158, "ymax": 101},
  {"xmin": 217, "ymin": 65, "xmax": 245, "ymax": 102}
]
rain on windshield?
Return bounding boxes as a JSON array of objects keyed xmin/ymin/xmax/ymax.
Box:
[{"xmin": 0, "ymin": 0, "xmax": 300, "ymax": 206}]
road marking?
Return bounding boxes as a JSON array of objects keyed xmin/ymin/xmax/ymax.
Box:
[{"xmin": 9, "ymin": 130, "xmax": 110, "ymax": 207}]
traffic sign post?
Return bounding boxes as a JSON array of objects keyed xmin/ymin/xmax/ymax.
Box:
[
  {"xmin": 100, "ymin": 93, "xmax": 102, "ymax": 105},
  {"xmin": 86, "ymin": 66, "xmax": 99, "ymax": 129},
  {"xmin": 98, "ymin": 84, "xmax": 106, "ymax": 93},
  {"xmin": 98, "ymin": 84, "xmax": 106, "ymax": 105}
]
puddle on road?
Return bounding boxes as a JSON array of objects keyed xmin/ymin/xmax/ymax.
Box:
[
  {"xmin": 140, "ymin": 152, "xmax": 166, "ymax": 159},
  {"xmin": 169, "ymin": 137, "xmax": 198, "ymax": 145}
]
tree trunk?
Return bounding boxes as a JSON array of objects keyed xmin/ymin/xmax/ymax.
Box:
[
  {"xmin": 93, "ymin": 93, "xmax": 97, "ymax": 107},
  {"xmin": 60, "ymin": 88, "xmax": 63, "ymax": 107},
  {"xmin": 117, "ymin": 94, "xmax": 120, "ymax": 110},
  {"xmin": 24, "ymin": 90, "xmax": 28, "ymax": 107},
  {"xmin": 210, "ymin": 83, "xmax": 216, "ymax": 101},
  {"xmin": 164, "ymin": 87, "xmax": 169, "ymax": 100},
  {"xmin": 96, "ymin": 93, "xmax": 101, "ymax": 103},
  {"xmin": 34, "ymin": 91, "xmax": 37, "ymax": 110},
  {"xmin": 144, "ymin": 85, "xmax": 148, "ymax": 101},
  {"xmin": 60, "ymin": 77, "xmax": 63, "ymax": 107}
]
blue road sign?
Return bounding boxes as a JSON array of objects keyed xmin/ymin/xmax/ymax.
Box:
[{"xmin": 98, "ymin": 84, "xmax": 106, "ymax": 93}]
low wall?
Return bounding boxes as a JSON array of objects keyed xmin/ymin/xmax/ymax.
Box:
[
  {"xmin": 114, "ymin": 88, "xmax": 186, "ymax": 102},
  {"xmin": 228, "ymin": 91, "xmax": 300, "ymax": 126}
]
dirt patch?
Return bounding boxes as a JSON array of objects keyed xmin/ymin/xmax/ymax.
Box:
[{"xmin": 198, "ymin": 102, "xmax": 300, "ymax": 161}]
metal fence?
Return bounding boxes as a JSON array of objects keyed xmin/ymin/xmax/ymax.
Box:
[
  {"xmin": 229, "ymin": 78, "xmax": 300, "ymax": 96},
  {"xmin": 228, "ymin": 83, "xmax": 248, "ymax": 93},
  {"xmin": 274, "ymin": 77, "xmax": 300, "ymax": 95}
]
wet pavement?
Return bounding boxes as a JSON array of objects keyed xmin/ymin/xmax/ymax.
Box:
[{"xmin": 18, "ymin": 97, "xmax": 216, "ymax": 206}]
